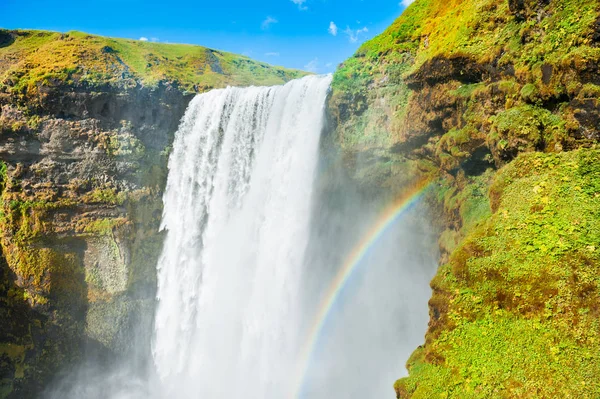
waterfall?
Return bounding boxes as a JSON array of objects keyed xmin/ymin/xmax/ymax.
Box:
[
  {"xmin": 46, "ymin": 75, "xmax": 438, "ymax": 399},
  {"xmin": 139, "ymin": 73, "xmax": 440, "ymax": 399},
  {"xmin": 153, "ymin": 75, "xmax": 333, "ymax": 398}
]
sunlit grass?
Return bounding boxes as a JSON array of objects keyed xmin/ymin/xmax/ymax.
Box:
[{"xmin": 0, "ymin": 29, "xmax": 307, "ymax": 100}]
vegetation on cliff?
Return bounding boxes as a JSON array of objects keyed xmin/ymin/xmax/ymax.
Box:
[
  {"xmin": 330, "ymin": 0, "xmax": 599, "ymax": 165},
  {"xmin": 398, "ymin": 148, "xmax": 600, "ymax": 397},
  {"xmin": 0, "ymin": 29, "xmax": 306, "ymax": 99},
  {"xmin": 329, "ymin": 0, "xmax": 600, "ymax": 397}
]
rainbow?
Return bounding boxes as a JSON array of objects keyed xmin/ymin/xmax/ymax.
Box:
[{"xmin": 291, "ymin": 179, "xmax": 432, "ymax": 398}]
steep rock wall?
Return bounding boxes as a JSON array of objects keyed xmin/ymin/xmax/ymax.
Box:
[{"xmin": 0, "ymin": 81, "xmax": 190, "ymax": 398}]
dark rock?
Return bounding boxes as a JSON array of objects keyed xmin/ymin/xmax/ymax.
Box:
[
  {"xmin": 508, "ymin": 0, "xmax": 526, "ymax": 20},
  {"xmin": 0, "ymin": 79, "xmax": 193, "ymax": 398},
  {"xmin": 592, "ymin": 17, "xmax": 600, "ymax": 44},
  {"xmin": 541, "ymin": 63, "xmax": 553, "ymax": 85},
  {"xmin": 405, "ymin": 55, "xmax": 487, "ymax": 89},
  {"xmin": 0, "ymin": 30, "xmax": 14, "ymax": 48},
  {"xmin": 207, "ymin": 50, "xmax": 224, "ymax": 74}
]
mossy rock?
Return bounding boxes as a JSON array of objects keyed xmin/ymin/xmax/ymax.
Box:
[
  {"xmin": 329, "ymin": 0, "xmax": 600, "ymax": 190},
  {"xmin": 397, "ymin": 148, "xmax": 600, "ymax": 398}
]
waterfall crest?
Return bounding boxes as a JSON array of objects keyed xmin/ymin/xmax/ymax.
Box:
[{"xmin": 153, "ymin": 75, "xmax": 332, "ymax": 398}]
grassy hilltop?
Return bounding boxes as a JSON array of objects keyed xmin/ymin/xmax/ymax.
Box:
[{"xmin": 0, "ymin": 29, "xmax": 306, "ymax": 99}]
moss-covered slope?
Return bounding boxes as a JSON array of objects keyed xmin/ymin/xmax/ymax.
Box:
[
  {"xmin": 398, "ymin": 149, "xmax": 600, "ymax": 397},
  {"xmin": 328, "ymin": 0, "xmax": 600, "ymax": 397},
  {"xmin": 0, "ymin": 29, "xmax": 305, "ymax": 97}
]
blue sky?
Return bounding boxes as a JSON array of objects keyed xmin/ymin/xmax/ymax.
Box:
[{"xmin": 0, "ymin": 0, "xmax": 414, "ymax": 73}]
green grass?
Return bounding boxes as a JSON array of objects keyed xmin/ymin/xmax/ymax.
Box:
[
  {"xmin": 396, "ymin": 148, "xmax": 600, "ymax": 398},
  {"xmin": 0, "ymin": 29, "xmax": 307, "ymax": 99}
]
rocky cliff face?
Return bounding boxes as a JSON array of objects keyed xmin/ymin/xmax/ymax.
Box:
[
  {"xmin": 0, "ymin": 82, "xmax": 188, "ymax": 397},
  {"xmin": 328, "ymin": 0, "xmax": 600, "ymax": 396},
  {"xmin": 0, "ymin": 29, "xmax": 305, "ymax": 398}
]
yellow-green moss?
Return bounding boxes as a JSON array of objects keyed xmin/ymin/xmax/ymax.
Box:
[
  {"xmin": 346, "ymin": 0, "xmax": 598, "ymax": 80},
  {"xmin": 330, "ymin": 0, "xmax": 600, "ymax": 169},
  {"xmin": 77, "ymin": 217, "xmax": 129, "ymax": 236},
  {"xmin": 489, "ymin": 104, "xmax": 568, "ymax": 155},
  {"xmin": 0, "ymin": 29, "xmax": 308, "ymax": 101},
  {"xmin": 397, "ymin": 148, "xmax": 600, "ymax": 398},
  {"xmin": 81, "ymin": 187, "xmax": 127, "ymax": 206}
]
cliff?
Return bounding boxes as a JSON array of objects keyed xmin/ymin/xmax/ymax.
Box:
[
  {"xmin": 0, "ymin": 29, "xmax": 306, "ymax": 398},
  {"xmin": 328, "ymin": 0, "xmax": 600, "ymax": 396}
]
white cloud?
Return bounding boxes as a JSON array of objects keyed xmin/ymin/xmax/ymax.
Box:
[
  {"xmin": 265, "ymin": 52, "xmax": 280, "ymax": 57},
  {"xmin": 291, "ymin": 0, "xmax": 308, "ymax": 10},
  {"xmin": 343, "ymin": 26, "xmax": 369, "ymax": 43},
  {"xmin": 328, "ymin": 21, "xmax": 338, "ymax": 36},
  {"xmin": 139, "ymin": 37, "xmax": 149, "ymax": 42},
  {"xmin": 400, "ymin": 0, "xmax": 415, "ymax": 7},
  {"xmin": 304, "ymin": 58, "xmax": 319, "ymax": 73},
  {"xmin": 261, "ymin": 16, "xmax": 278, "ymax": 30},
  {"xmin": 151, "ymin": 37, "xmax": 160, "ymax": 42}
]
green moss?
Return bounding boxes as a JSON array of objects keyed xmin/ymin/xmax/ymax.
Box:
[
  {"xmin": 78, "ymin": 217, "xmax": 128, "ymax": 236},
  {"xmin": 396, "ymin": 0, "xmax": 599, "ymax": 72},
  {"xmin": 577, "ymin": 83, "xmax": 600, "ymax": 99},
  {"xmin": 0, "ymin": 344, "xmax": 30, "ymax": 380},
  {"xmin": 330, "ymin": 0, "xmax": 598, "ymax": 165},
  {"xmin": 436, "ymin": 171, "xmax": 493, "ymax": 233},
  {"xmin": 0, "ymin": 177, "xmax": 85, "ymax": 307},
  {"xmin": 438, "ymin": 228, "xmax": 461, "ymax": 256},
  {"xmin": 519, "ymin": 83, "xmax": 539, "ymax": 103},
  {"xmin": 397, "ymin": 149, "xmax": 600, "ymax": 397},
  {"xmin": 106, "ymin": 130, "xmax": 146, "ymax": 160},
  {"xmin": 458, "ymin": 175, "xmax": 492, "ymax": 233},
  {"xmin": 435, "ymin": 126, "xmax": 484, "ymax": 170},
  {"xmin": 489, "ymin": 104, "xmax": 568, "ymax": 155},
  {"xmin": 399, "ymin": 314, "xmax": 600, "ymax": 398},
  {"xmin": 0, "ymin": 381, "xmax": 13, "ymax": 399},
  {"xmin": 449, "ymin": 83, "xmax": 486, "ymax": 99},
  {"xmin": 82, "ymin": 187, "xmax": 126, "ymax": 205}
]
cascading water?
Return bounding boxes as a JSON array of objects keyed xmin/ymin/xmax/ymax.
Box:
[
  {"xmin": 48, "ymin": 74, "xmax": 438, "ymax": 399},
  {"xmin": 153, "ymin": 75, "xmax": 332, "ymax": 398}
]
